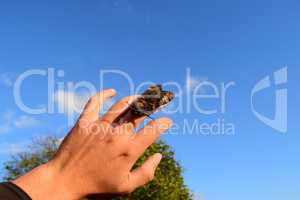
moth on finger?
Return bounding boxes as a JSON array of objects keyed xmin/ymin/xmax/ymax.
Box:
[{"xmin": 113, "ymin": 84, "xmax": 174, "ymax": 125}]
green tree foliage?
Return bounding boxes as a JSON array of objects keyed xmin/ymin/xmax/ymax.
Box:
[
  {"xmin": 3, "ymin": 136, "xmax": 192, "ymax": 200},
  {"xmin": 3, "ymin": 137, "xmax": 59, "ymax": 181}
]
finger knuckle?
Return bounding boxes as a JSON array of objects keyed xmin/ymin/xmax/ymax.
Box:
[{"xmin": 77, "ymin": 118, "xmax": 90, "ymax": 129}]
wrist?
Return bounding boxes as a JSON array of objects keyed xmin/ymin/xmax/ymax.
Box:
[{"xmin": 13, "ymin": 162, "xmax": 81, "ymax": 200}]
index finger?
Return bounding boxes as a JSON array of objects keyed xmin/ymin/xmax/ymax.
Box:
[{"xmin": 80, "ymin": 89, "xmax": 116, "ymax": 123}]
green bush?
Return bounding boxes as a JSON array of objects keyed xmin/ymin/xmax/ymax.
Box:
[{"xmin": 3, "ymin": 136, "xmax": 192, "ymax": 200}]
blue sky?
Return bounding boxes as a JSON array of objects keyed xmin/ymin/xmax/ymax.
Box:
[{"xmin": 0, "ymin": 0, "xmax": 300, "ymax": 200}]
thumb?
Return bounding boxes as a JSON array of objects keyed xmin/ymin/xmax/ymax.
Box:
[{"xmin": 129, "ymin": 153, "xmax": 162, "ymax": 189}]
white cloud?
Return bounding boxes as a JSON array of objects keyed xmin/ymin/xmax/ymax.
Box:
[
  {"xmin": 14, "ymin": 115, "xmax": 39, "ymax": 128},
  {"xmin": 54, "ymin": 90, "xmax": 90, "ymax": 115},
  {"xmin": 0, "ymin": 111, "xmax": 40, "ymax": 134},
  {"xmin": 0, "ymin": 73, "xmax": 13, "ymax": 87},
  {"xmin": 54, "ymin": 90, "xmax": 116, "ymax": 116},
  {"xmin": 0, "ymin": 111, "xmax": 14, "ymax": 134}
]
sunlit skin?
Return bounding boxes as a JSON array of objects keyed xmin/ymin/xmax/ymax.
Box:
[{"xmin": 13, "ymin": 89, "xmax": 172, "ymax": 200}]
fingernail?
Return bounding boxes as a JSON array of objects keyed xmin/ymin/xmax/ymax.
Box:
[{"xmin": 109, "ymin": 88, "xmax": 116, "ymax": 94}]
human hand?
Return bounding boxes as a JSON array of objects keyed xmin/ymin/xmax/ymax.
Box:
[{"xmin": 14, "ymin": 89, "xmax": 172, "ymax": 200}]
